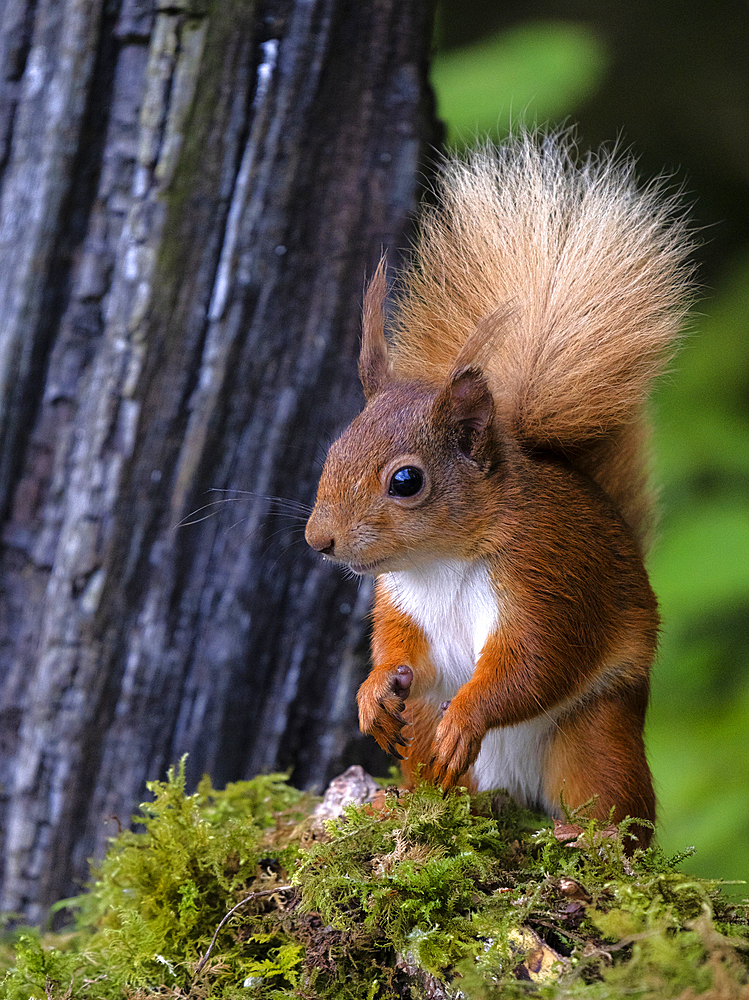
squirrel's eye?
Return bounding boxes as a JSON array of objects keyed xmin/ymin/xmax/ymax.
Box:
[{"xmin": 389, "ymin": 466, "xmax": 424, "ymax": 498}]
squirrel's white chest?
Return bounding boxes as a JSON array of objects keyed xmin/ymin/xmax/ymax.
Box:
[
  {"xmin": 381, "ymin": 559, "xmax": 500, "ymax": 700},
  {"xmin": 381, "ymin": 558, "xmax": 550, "ymax": 807}
]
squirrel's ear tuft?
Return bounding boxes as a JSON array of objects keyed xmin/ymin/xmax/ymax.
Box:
[
  {"xmin": 359, "ymin": 256, "xmax": 389, "ymax": 399},
  {"xmin": 439, "ymin": 368, "xmax": 494, "ymax": 459}
]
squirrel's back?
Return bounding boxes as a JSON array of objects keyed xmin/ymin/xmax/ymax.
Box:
[{"xmin": 388, "ymin": 132, "xmax": 694, "ymax": 549}]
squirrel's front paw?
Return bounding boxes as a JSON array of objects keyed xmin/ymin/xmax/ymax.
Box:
[
  {"xmin": 430, "ymin": 702, "xmax": 484, "ymax": 790},
  {"xmin": 357, "ymin": 665, "xmax": 413, "ymax": 758}
]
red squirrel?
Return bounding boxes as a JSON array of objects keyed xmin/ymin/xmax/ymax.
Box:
[{"xmin": 305, "ymin": 133, "xmax": 693, "ymax": 847}]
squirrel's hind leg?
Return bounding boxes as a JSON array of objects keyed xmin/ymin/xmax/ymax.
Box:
[{"xmin": 543, "ymin": 684, "xmax": 655, "ymax": 851}]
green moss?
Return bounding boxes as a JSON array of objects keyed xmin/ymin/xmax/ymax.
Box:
[
  {"xmin": 1, "ymin": 759, "xmax": 315, "ymax": 999},
  {"xmin": 1, "ymin": 766, "xmax": 747, "ymax": 999}
]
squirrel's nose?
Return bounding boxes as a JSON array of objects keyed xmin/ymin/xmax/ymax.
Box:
[{"xmin": 305, "ymin": 519, "xmax": 335, "ymax": 556}]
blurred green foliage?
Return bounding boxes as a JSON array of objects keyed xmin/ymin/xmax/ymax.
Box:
[
  {"xmin": 431, "ymin": 21, "xmax": 609, "ymax": 143},
  {"xmin": 432, "ymin": 21, "xmax": 607, "ymax": 145},
  {"xmin": 650, "ymin": 252, "xmax": 749, "ymax": 888},
  {"xmin": 430, "ymin": 17, "xmax": 749, "ymax": 891}
]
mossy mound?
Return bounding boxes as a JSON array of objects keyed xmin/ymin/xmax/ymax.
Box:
[{"xmin": 1, "ymin": 760, "xmax": 747, "ymax": 999}]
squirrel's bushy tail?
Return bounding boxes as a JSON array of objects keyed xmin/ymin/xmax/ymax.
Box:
[{"xmin": 389, "ymin": 131, "xmax": 695, "ymax": 550}]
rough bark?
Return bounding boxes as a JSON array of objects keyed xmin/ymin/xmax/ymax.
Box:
[{"xmin": 0, "ymin": 0, "xmax": 440, "ymax": 921}]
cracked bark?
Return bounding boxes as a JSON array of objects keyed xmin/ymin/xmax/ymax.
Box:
[{"xmin": 0, "ymin": 0, "xmax": 440, "ymax": 921}]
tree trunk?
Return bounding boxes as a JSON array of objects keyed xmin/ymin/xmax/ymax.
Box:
[{"xmin": 0, "ymin": 0, "xmax": 440, "ymax": 922}]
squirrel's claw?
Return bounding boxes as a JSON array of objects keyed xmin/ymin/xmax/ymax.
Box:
[
  {"xmin": 386, "ymin": 721, "xmax": 411, "ymax": 759},
  {"xmin": 357, "ymin": 665, "xmax": 413, "ymax": 759}
]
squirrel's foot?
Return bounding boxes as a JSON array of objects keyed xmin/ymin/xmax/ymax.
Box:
[
  {"xmin": 357, "ymin": 665, "xmax": 413, "ymax": 758},
  {"xmin": 429, "ymin": 701, "xmax": 484, "ymax": 789}
]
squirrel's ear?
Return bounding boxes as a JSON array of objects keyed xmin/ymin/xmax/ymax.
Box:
[
  {"xmin": 359, "ymin": 256, "xmax": 389, "ymax": 399},
  {"xmin": 438, "ymin": 368, "xmax": 494, "ymax": 459}
]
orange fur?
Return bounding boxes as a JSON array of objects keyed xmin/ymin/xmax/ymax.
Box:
[
  {"xmin": 357, "ymin": 584, "xmax": 434, "ymax": 757},
  {"xmin": 544, "ymin": 684, "xmax": 655, "ymax": 847}
]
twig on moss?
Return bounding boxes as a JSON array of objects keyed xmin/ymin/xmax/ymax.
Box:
[
  {"xmin": 194, "ymin": 885, "xmax": 293, "ymax": 975},
  {"xmin": 530, "ymin": 918, "xmax": 589, "ymax": 946}
]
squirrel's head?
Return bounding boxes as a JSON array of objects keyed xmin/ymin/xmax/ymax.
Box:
[{"xmin": 305, "ymin": 261, "xmax": 505, "ymax": 575}]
